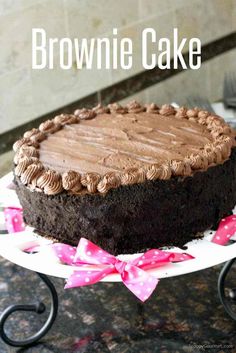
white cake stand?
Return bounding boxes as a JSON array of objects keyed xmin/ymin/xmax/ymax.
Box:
[{"xmin": 0, "ymin": 172, "xmax": 235, "ymax": 348}]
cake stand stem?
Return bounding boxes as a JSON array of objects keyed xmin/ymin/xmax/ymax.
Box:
[
  {"xmin": 0, "ymin": 272, "xmax": 58, "ymax": 347},
  {"xmin": 218, "ymin": 258, "xmax": 236, "ymax": 321}
]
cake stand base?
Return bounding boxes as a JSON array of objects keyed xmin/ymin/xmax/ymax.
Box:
[
  {"xmin": 0, "ymin": 271, "xmax": 58, "ymax": 347},
  {"xmin": 218, "ymin": 258, "xmax": 236, "ymax": 321}
]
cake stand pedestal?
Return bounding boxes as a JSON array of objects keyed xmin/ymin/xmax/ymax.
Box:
[
  {"xmin": 0, "ymin": 272, "xmax": 58, "ymax": 347},
  {"xmin": 218, "ymin": 258, "xmax": 236, "ymax": 321},
  {"xmin": 0, "ymin": 173, "xmax": 235, "ymax": 348}
]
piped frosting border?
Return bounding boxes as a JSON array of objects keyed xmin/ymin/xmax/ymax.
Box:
[{"xmin": 13, "ymin": 100, "xmax": 235, "ymax": 195}]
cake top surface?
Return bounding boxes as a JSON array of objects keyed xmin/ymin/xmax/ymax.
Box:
[
  {"xmin": 39, "ymin": 111, "xmax": 213, "ymax": 175},
  {"xmin": 13, "ymin": 101, "xmax": 235, "ymax": 195}
]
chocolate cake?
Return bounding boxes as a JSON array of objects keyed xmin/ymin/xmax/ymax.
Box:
[{"xmin": 13, "ymin": 101, "xmax": 236, "ymax": 255}]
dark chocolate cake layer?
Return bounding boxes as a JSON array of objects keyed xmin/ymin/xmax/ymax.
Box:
[{"xmin": 15, "ymin": 148, "xmax": 236, "ymax": 255}]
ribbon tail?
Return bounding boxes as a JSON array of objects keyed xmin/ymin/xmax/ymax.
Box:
[
  {"xmin": 51, "ymin": 243, "xmax": 77, "ymax": 265},
  {"xmin": 131, "ymin": 249, "xmax": 194, "ymax": 271},
  {"xmin": 121, "ymin": 265, "xmax": 159, "ymax": 302},
  {"xmin": 123, "ymin": 276, "xmax": 159, "ymax": 302},
  {"xmin": 170, "ymin": 252, "xmax": 194, "ymax": 262},
  {"xmin": 65, "ymin": 267, "xmax": 113, "ymax": 289},
  {"xmin": 212, "ymin": 215, "xmax": 236, "ymax": 245}
]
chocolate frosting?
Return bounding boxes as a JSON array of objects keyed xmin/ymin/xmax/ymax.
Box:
[
  {"xmin": 126, "ymin": 100, "xmax": 145, "ymax": 113},
  {"xmin": 62, "ymin": 170, "xmax": 82, "ymax": 193},
  {"xmin": 145, "ymin": 103, "xmax": 159, "ymax": 114},
  {"xmin": 39, "ymin": 111, "xmax": 214, "ymax": 174},
  {"xmin": 92, "ymin": 103, "xmax": 110, "ymax": 114},
  {"xmin": 74, "ymin": 108, "xmax": 96, "ymax": 120},
  {"xmin": 54, "ymin": 114, "xmax": 77, "ymax": 125},
  {"xmin": 20, "ymin": 163, "xmax": 43, "ymax": 185},
  {"xmin": 108, "ymin": 103, "xmax": 127, "ymax": 114},
  {"xmin": 13, "ymin": 101, "xmax": 235, "ymax": 195},
  {"xmin": 81, "ymin": 172, "xmax": 101, "ymax": 193},
  {"xmin": 23, "ymin": 128, "xmax": 39, "ymax": 139}
]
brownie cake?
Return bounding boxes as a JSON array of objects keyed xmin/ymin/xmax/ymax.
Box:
[{"xmin": 13, "ymin": 101, "xmax": 236, "ymax": 255}]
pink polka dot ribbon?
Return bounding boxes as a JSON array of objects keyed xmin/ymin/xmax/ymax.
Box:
[
  {"xmin": 212, "ymin": 215, "xmax": 236, "ymax": 245},
  {"xmin": 51, "ymin": 238, "xmax": 194, "ymax": 302},
  {"xmin": 4, "ymin": 207, "xmax": 25, "ymax": 233}
]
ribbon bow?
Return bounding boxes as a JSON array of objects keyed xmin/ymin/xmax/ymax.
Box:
[
  {"xmin": 51, "ymin": 238, "xmax": 194, "ymax": 301},
  {"xmin": 212, "ymin": 215, "xmax": 236, "ymax": 245}
]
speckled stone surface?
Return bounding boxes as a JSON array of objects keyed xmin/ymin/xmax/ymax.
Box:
[{"xmin": 0, "ymin": 255, "xmax": 235, "ymax": 353}]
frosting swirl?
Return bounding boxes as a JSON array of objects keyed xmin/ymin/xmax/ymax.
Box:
[
  {"xmin": 18, "ymin": 145, "xmax": 39, "ymax": 159},
  {"xmin": 92, "ymin": 103, "xmax": 110, "ymax": 114},
  {"xmin": 198, "ymin": 110, "xmax": 210, "ymax": 119},
  {"xmin": 21, "ymin": 163, "xmax": 43, "ymax": 185},
  {"xmin": 202, "ymin": 147, "xmax": 214, "ymax": 164},
  {"xmin": 74, "ymin": 108, "xmax": 96, "ymax": 120},
  {"xmin": 13, "ymin": 138, "xmax": 39, "ymax": 154},
  {"xmin": 97, "ymin": 172, "xmax": 121, "ymax": 193},
  {"xmin": 36, "ymin": 170, "xmax": 57, "ymax": 189},
  {"xmin": 207, "ymin": 118, "xmax": 222, "ymax": 129},
  {"xmin": 136, "ymin": 168, "xmax": 147, "ymax": 183},
  {"xmin": 36, "ymin": 170, "xmax": 63, "ymax": 195},
  {"xmin": 146, "ymin": 164, "xmax": 161, "ymax": 180},
  {"xmin": 54, "ymin": 114, "xmax": 77, "ymax": 125},
  {"xmin": 13, "ymin": 138, "xmax": 30, "ymax": 152},
  {"xmin": 185, "ymin": 154, "xmax": 204, "ymax": 170},
  {"xmin": 199, "ymin": 152, "xmax": 209, "ymax": 168},
  {"xmin": 15, "ymin": 156, "xmax": 39, "ymax": 176},
  {"xmin": 170, "ymin": 160, "xmax": 191, "ymax": 176},
  {"xmin": 159, "ymin": 163, "xmax": 172, "ymax": 180},
  {"xmin": 81, "ymin": 173, "xmax": 101, "ymax": 193},
  {"xmin": 145, "ymin": 103, "xmax": 159, "ymax": 114},
  {"xmin": 39, "ymin": 120, "xmax": 61, "ymax": 134},
  {"xmin": 210, "ymin": 127, "xmax": 224, "ymax": 139},
  {"xmin": 30, "ymin": 132, "xmax": 46, "ymax": 143},
  {"xmin": 108, "ymin": 103, "xmax": 127, "ymax": 114},
  {"xmin": 23, "ymin": 128, "xmax": 39, "ymax": 139},
  {"xmin": 126, "ymin": 100, "xmax": 145, "ymax": 114},
  {"xmin": 213, "ymin": 147, "xmax": 223, "ymax": 164},
  {"xmin": 20, "ymin": 131, "xmax": 44, "ymax": 147},
  {"xmin": 206, "ymin": 115, "xmax": 224, "ymax": 127},
  {"xmin": 120, "ymin": 168, "xmax": 139, "ymax": 185},
  {"xmin": 175, "ymin": 107, "xmax": 187, "ymax": 119},
  {"xmin": 159, "ymin": 104, "xmax": 175, "ymax": 116},
  {"xmin": 198, "ymin": 116, "xmax": 208, "ymax": 125},
  {"xmin": 62, "ymin": 171, "xmax": 82, "ymax": 192},
  {"xmin": 216, "ymin": 135, "xmax": 233, "ymax": 148},
  {"xmin": 186, "ymin": 108, "xmax": 199, "ymax": 118},
  {"xmin": 215, "ymin": 142, "xmax": 231, "ymax": 159},
  {"xmin": 29, "ymin": 170, "xmax": 45, "ymax": 191},
  {"xmin": 44, "ymin": 174, "xmax": 63, "ymax": 195},
  {"xmin": 204, "ymin": 143, "xmax": 222, "ymax": 164}
]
